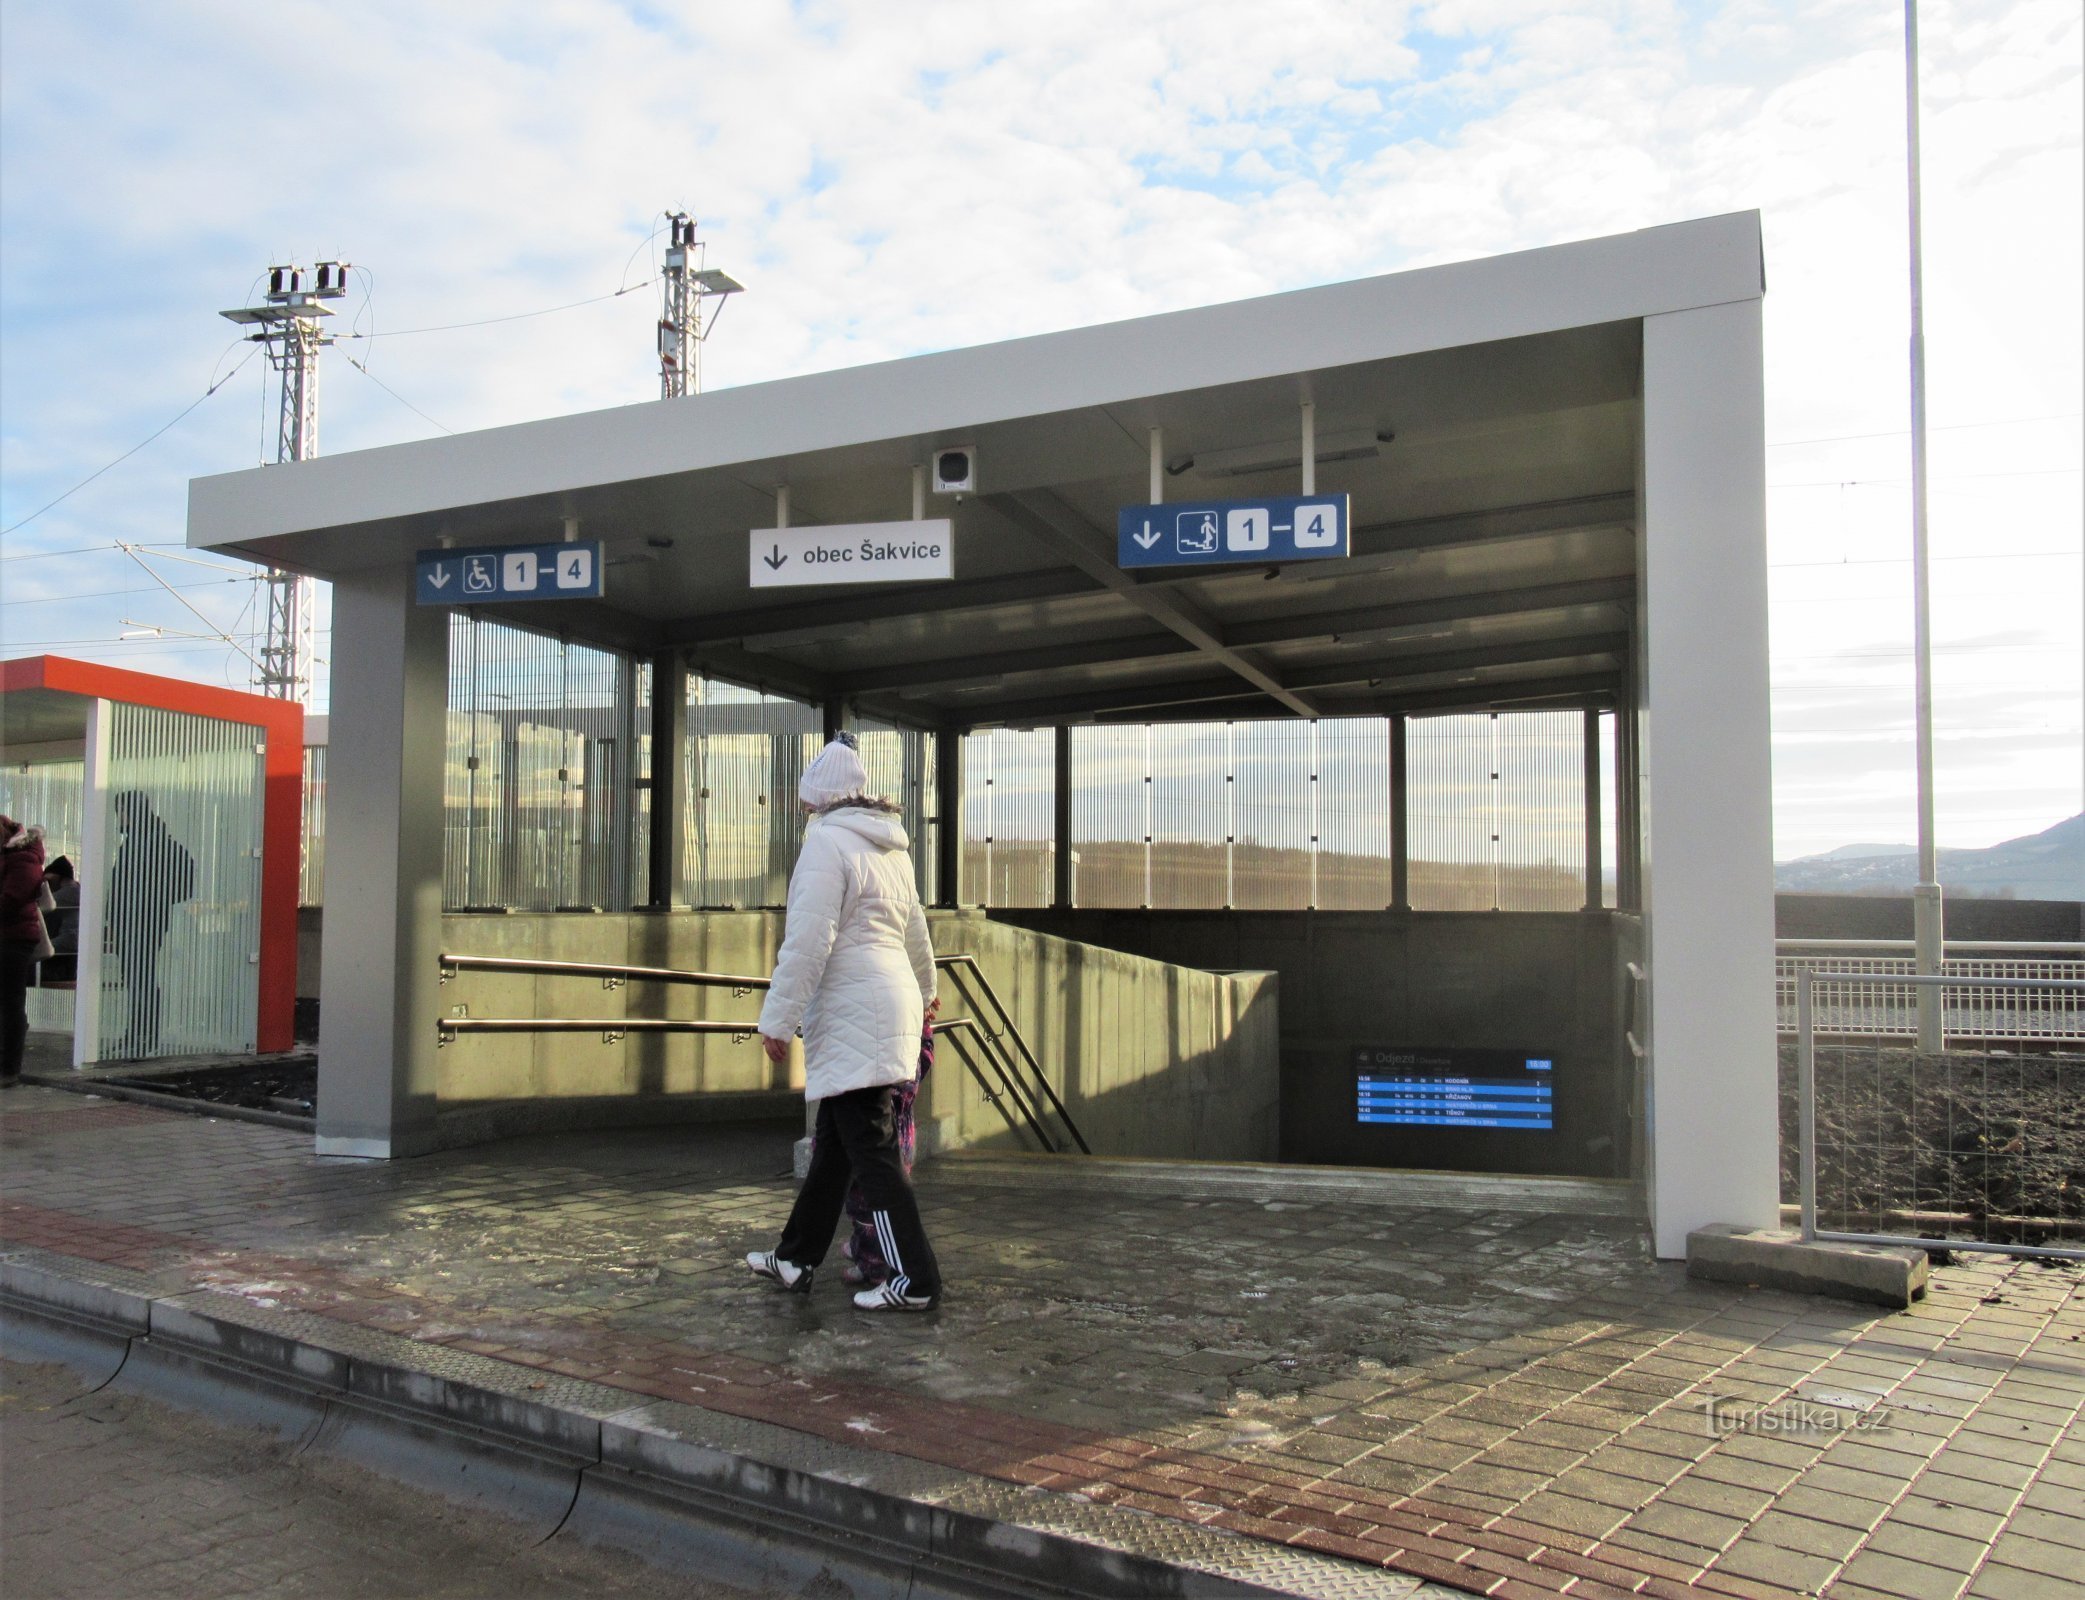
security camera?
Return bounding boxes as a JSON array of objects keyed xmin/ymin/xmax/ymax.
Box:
[{"xmin": 931, "ymin": 446, "xmax": 976, "ymax": 495}]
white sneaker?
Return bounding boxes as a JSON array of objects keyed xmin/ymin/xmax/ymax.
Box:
[
  {"xmin": 745, "ymin": 1251, "xmax": 813, "ymax": 1292},
  {"xmin": 852, "ymin": 1283, "xmax": 935, "ymax": 1313}
]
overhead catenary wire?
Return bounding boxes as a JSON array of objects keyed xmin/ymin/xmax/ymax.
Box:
[
  {"xmin": 340, "ymin": 280, "xmax": 652, "ymax": 341},
  {"xmin": 346, "ymin": 355, "xmax": 454, "ymax": 434},
  {"xmin": 0, "ymin": 346, "xmax": 261, "ymax": 538}
]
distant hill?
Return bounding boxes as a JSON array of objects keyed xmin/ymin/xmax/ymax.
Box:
[{"xmin": 1776, "ymin": 813, "xmax": 2084, "ymax": 901}]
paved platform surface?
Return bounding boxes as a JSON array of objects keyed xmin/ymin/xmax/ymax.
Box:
[
  {"xmin": 0, "ymin": 1353, "xmax": 758, "ymax": 1599},
  {"xmin": 2, "ymin": 1083, "xmax": 2080, "ymax": 1600}
]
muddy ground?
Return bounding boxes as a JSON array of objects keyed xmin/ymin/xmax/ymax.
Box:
[{"xmin": 1779, "ymin": 1040, "xmax": 2083, "ymax": 1246}]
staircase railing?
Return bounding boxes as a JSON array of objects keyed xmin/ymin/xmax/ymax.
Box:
[{"xmin": 435, "ymin": 950, "xmax": 1086, "ymax": 1154}]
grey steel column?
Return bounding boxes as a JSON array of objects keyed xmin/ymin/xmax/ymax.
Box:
[
  {"xmin": 936, "ymin": 730, "xmax": 963, "ymax": 907},
  {"xmin": 646, "ymin": 649, "xmax": 687, "ymax": 909},
  {"xmin": 1584, "ymin": 707, "xmax": 1603, "ymax": 911},
  {"xmin": 1053, "ymin": 724, "xmax": 1073, "ymax": 909},
  {"xmin": 1389, "ymin": 714, "xmax": 1409, "ymax": 911},
  {"xmin": 315, "ymin": 564, "xmax": 447, "ymax": 1158},
  {"xmin": 1905, "ymin": 0, "xmax": 1945, "ymax": 1051}
]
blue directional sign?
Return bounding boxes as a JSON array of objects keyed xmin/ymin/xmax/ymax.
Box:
[
  {"xmin": 1117, "ymin": 493, "xmax": 1348, "ymax": 570},
  {"xmin": 416, "ymin": 541, "xmax": 603, "ymax": 606}
]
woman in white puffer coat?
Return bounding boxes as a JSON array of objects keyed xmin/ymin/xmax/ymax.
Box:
[{"xmin": 745, "ymin": 735, "xmax": 943, "ymax": 1312}]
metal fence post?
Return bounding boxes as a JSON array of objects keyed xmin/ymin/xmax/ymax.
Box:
[{"xmin": 1798, "ymin": 969, "xmax": 1817, "ymax": 1243}]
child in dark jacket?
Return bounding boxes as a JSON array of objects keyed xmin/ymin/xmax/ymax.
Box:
[{"xmin": 837, "ymin": 1020, "xmax": 934, "ymax": 1287}]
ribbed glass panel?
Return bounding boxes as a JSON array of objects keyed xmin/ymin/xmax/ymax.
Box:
[
  {"xmin": 1232, "ymin": 720, "xmax": 1313, "ymax": 910},
  {"xmin": 1599, "ymin": 710, "xmax": 1618, "ymax": 909},
  {"xmin": 680, "ymin": 673, "xmax": 820, "ymax": 907},
  {"xmin": 854, "ymin": 713, "xmax": 938, "ymax": 900},
  {"xmin": 961, "ymin": 729, "xmax": 1053, "ymax": 907},
  {"xmin": 0, "ymin": 760, "xmax": 85, "ymax": 862},
  {"xmin": 300, "ymin": 744, "xmax": 326, "ymax": 905},
  {"xmin": 1408, "ymin": 713, "xmax": 1496, "ymax": 910},
  {"xmin": 1497, "ymin": 710, "xmax": 1585, "ymax": 910},
  {"xmin": 1317, "ymin": 718, "xmax": 1395, "ymax": 910},
  {"xmin": 1068, "ymin": 725, "xmax": 1145, "ymax": 907},
  {"xmin": 1407, "ymin": 712, "xmax": 1591, "ymax": 911},
  {"xmin": 98, "ymin": 704, "xmax": 263, "ymax": 1059},
  {"xmin": 444, "ymin": 615, "xmax": 639, "ymax": 911},
  {"xmin": 1150, "ymin": 723, "xmax": 1226, "ymax": 908}
]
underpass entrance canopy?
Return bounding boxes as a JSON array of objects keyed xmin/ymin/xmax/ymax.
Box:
[{"xmin": 188, "ymin": 212, "xmax": 1775, "ymax": 1257}]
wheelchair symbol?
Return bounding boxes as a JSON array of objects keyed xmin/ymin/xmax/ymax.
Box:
[
  {"xmin": 1176, "ymin": 511, "xmax": 1218, "ymax": 555},
  {"xmin": 463, "ymin": 556, "xmax": 496, "ymax": 594}
]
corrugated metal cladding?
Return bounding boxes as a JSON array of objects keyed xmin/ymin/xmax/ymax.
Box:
[
  {"xmin": 100, "ymin": 703, "xmax": 263, "ymax": 1059},
  {"xmin": 445, "ymin": 615, "xmax": 643, "ymax": 911},
  {"xmin": 0, "ymin": 760, "xmax": 84, "ymax": 862}
]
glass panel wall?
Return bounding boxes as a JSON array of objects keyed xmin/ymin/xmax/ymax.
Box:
[
  {"xmin": 1316, "ymin": 719, "xmax": 1395, "ymax": 910},
  {"xmin": 0, "ymin": 759, "xmax": 85, "ymax": 863},
  {"xmin": 300, "ymin": 743, "xmax": 326, "ymax": 906},
  {"xmin": 1068, "ymin": 725, "xmax": 1144, "ymax": 907},
  {"xmin": 98, "ymin": 704, "xmax": 263, "ymax": 1059},
  {"xmin": 445, "ymin": 615, "xmax": 640, "ymax": 911},
  {"xmin": 680, "ymin": 673, "xmax": 821, "ymax": 907},
  {"xmin": 961, "ymin": 728, "xmax": 1054, "ymax": 907},
  {"xmin": 1408, "ymin": 711, "xmax": 1588, "ymax": 911},
  {"xmin": 1066, "ymin": 711, "xmax": 1585, "ymax": 913},
  {"xmin": 1496, "ymin": 710, "xmax": 1586, "ymax": 911},
  {"xmin": 854, "ymin": 713, "xmax": 939, "ymax": 902},
  {"xmin": 1231, "ymin": 721, "xmax": 1313, "ymax": 910}
]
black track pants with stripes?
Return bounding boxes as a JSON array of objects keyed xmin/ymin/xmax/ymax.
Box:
[{"xmin": 777, "ymin": 1083, "xmax": 942, "ymax": 1300}]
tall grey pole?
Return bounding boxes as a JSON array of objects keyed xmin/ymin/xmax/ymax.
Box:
[{"xmin": 1905, "ymin": 0, "xmax": 1944, "ymax": 1050}]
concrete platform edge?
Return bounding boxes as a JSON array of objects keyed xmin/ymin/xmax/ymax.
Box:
[{"xmin": 0, "ymin": 1244, "xmax": 1468, "ymax": 1600}]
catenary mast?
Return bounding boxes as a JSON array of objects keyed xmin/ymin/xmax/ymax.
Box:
[{"xmin": 220, "ymin": 261, "xmax": 350, "ymax": 702}]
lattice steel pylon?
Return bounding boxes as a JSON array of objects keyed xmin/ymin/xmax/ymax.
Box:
[
  {"xmin": 656, "ymin": 213, "xmax": 742, "ymax": 400},
  {"xmin": 220, "ymin": 261, "xmax": 350, "ymax": 702}
]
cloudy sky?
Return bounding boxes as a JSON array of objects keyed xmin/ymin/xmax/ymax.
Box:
[{"xmin": 1, "ymin": 0, "xmax": 2078, "ymax": 861}]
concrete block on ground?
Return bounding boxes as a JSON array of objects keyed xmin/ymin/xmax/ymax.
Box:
[{"xmin": 1686, "ymin": 1223, "xmax": 1928, "ymax": 1309}]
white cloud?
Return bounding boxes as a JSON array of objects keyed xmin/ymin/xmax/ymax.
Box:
[{"xmin": 1, "ymin": 0, "xmax": 2077, "ymax": 855}]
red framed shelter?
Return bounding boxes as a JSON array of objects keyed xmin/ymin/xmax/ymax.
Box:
[{"xmin": 0, "ymin": 655, "xmax": 301, "ymax": 1056}]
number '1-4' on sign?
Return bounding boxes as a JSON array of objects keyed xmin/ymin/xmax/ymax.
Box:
[
  {"xmin": 414, "ymin": 540, "xmax": 606, "ymax": 605},
  {"xmin": 1114, "ymin": 494, "xmax": 1350, "ymax": 570}
]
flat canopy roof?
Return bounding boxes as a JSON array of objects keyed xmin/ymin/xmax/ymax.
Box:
[{"xmin": 188, "ymin": 213, "xmax": 1762, "ymax": 729}]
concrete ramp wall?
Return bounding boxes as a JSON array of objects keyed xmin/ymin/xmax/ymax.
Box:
[{"xmin": 427, "ymin": 910, "xmax": 1279, "ymax": 1161}]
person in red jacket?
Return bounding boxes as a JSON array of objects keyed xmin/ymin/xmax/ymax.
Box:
[{"xmin": 0, "ymin": 814, "xmax": 48, "ymax": 1085}]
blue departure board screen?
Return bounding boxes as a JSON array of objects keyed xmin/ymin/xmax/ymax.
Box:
[{"xmin": 1353, "ymin": 1046, "xmax": 1555, "ymax": 1131}]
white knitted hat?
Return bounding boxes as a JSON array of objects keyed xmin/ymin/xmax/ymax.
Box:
[{"xmin": 798, "ymin": 734, "xmax": 871, "ymax": 809}]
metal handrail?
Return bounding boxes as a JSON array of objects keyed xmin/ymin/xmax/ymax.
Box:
[
  {"xmin": 1778, "ymin": 939, "xmax": 2084, "ymax": 954},
  {"xmin": 935, "ymin": 954, "xmax": 1092, "ymax": 1155},
  {"xmin": 931, "ymin": 1019, "xmax": 1056, "ymax": 1151},
  {"xmin": 440, "ymin": 953, "xmax": 768, "ymax": 994},
  {"xmin": 437, "ymin": 947, "xmax": 1089, "ymax": 1155}
]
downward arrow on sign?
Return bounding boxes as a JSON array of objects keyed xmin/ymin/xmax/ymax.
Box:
[
  {"xmin": 428, "ymin": 568, "xmax": 452, "ymax": 588},
  {"xmin": 764, "ymin": 546, "xmax": 788, "ymax": 570},
  {"xmin": 1134, "ymin": 520, "xmax": 1161, "ymax": 550}
]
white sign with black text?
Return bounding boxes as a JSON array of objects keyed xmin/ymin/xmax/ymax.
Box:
[{"xmin": 748, "ymin": 520, "xmax": 954, "ymax": 588}]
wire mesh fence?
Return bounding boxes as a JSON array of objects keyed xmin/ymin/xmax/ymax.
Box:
[{"xmin": 1794, "ymin": 971, "xmax": 2085, "ymax": 1259}]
